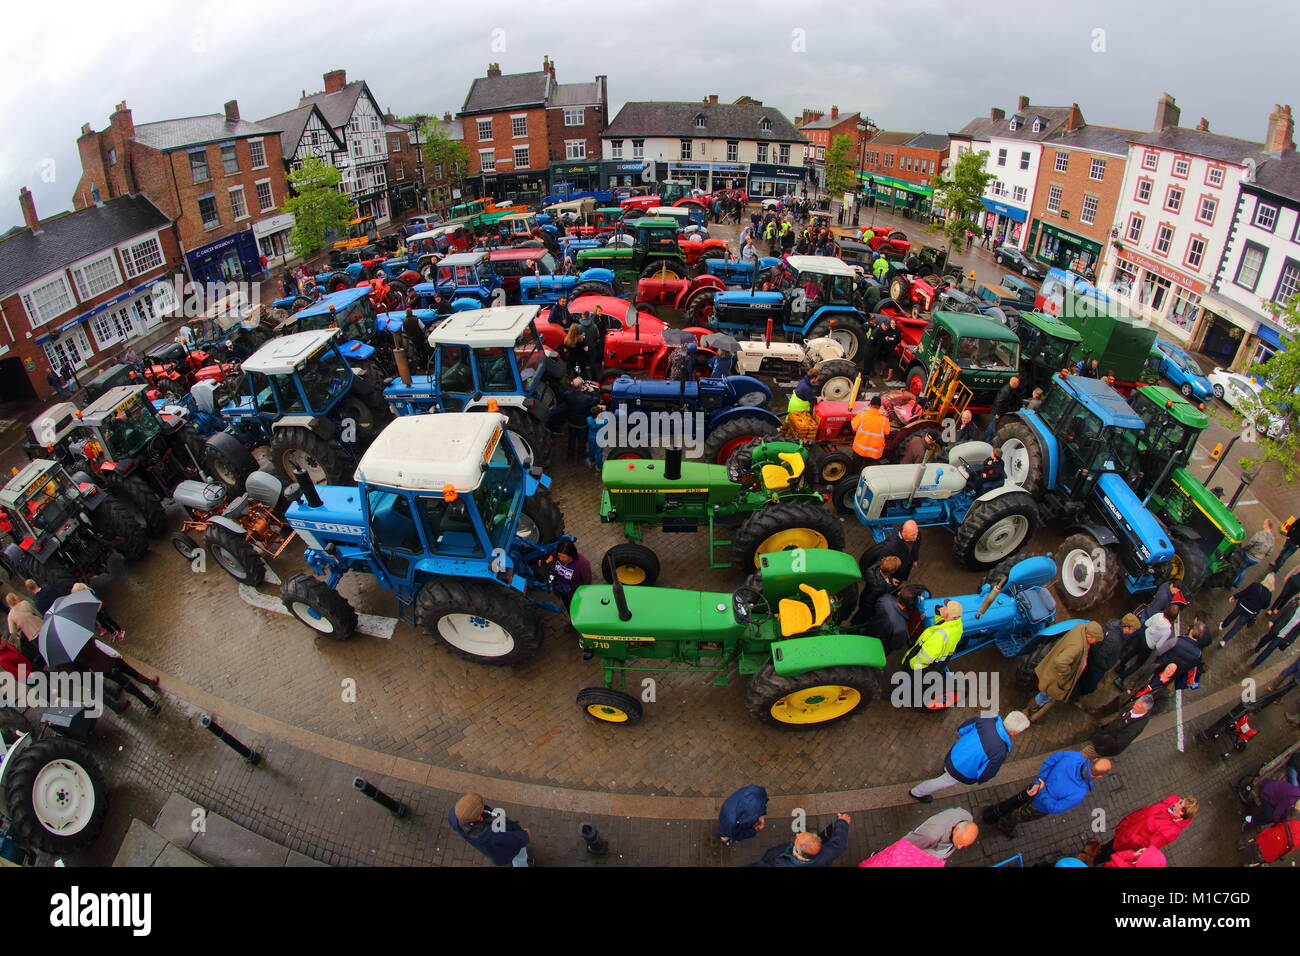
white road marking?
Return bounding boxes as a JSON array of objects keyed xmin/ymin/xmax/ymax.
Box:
[
  {"xmin": 1235, "ymin": 499, "xmax": 1259, "ymax": 507},
  {"xmin": 237, "ymin": 583, "xmax": 397, "ymax": 639},
  {"xmin": 1175, "ymin": 689, "xmax": 1185, "ymax": 754}
]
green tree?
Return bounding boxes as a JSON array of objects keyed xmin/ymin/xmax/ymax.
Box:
[
  {"xmin": 283, "ymin": 157, "xmax": 354, "ymax": 260},
  {"xmin": 1238, "ymin": 292, "xmax": 1300, "ymax": 481},
  {"xmin": 931, "ymin": 150, "xmax": 993, "ymax": 257},
  {"xmin": 823, "ymin": 133, "xmax": 857, "ymax": 200},
  {"xmin": 421, "ymin": 120, "xmax": 470, "ymax": 209}
]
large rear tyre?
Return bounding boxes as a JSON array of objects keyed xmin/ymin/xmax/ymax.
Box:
[
  {"xmin": 416, "ymin": 579, "xmax": 541, "ymax": 666},
  {"xmin": 807, "ymin": 315, "xmax": 866, "ymax": 362},
  {"xmin": 601, "ymin": 543, "xmax": 660, "ymax": 586},
  {"xmin": 117, "ymin": 477, "xmax": 167, "ymax": 538},
  {"xmin": 703, "ymin": 415, "xmax": 780, "ymax": 465},
  {"xmin": 1169, "ymin": 531, "xmax": 1208, "ymax": 594},
  {"xmin": 1014, "ymin": 641, "xmax": 1053, "ymax": 692},
  {"xmin": 500, "ymin": 407, "xmax": 552, "ymax": 468},
  {"xmin": 205, "ymin": 523, "xmax": 266, "ymax": 586},
  {"xmin": 281, "ymin": 573, "xmax": 357, "ymax": 640},
  {"xmin": 15, "ymin": 553, "xmax": 76, "ymax": 594},
  {"xmin": 271, "ymin": 427, "xmax": 348, "ymax": 486},
  {"xmin": 517, "ymin": 489, "xmax": 564, "ymax": 544},
  {"xmin": 204, "ymin": 433, "xmax": 258, "ymax": 490},
  {"xmin": 1053, "ymin": 533, "xmax": 1119, "ymax": 611},
  {"xmin": 952, "ymin": 491, "xmax": 1040, "ymax": 569},
  {"xmin": 639, "ymin": 260, "xmax": 688, "ymax": 280},
  {"xmin": 994, "ymin": 419, "xmax": 1046, "ymax": 496},
  {"xmin": 571, "ymin": 279, "xmax": 614, "ymax": 298},
  {"xmin": 745, "ymin": 663, "xmax": 879, "ymax": 728},
  {"xmin": 731, "ymin": 498, "xmax": 845, "ymax": 569},
  {"xmin": 685, "ymin": 290, "xmax": 716, "ymax": 326},
  {"xmin": 3, "ymin": 736, "xmax": 107, "ymax": 854},
  {"xmin": 94, "ymin": 498, "xmax": 148, "ymax": 561}
]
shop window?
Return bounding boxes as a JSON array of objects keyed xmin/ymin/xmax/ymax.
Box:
[
  {"xmin": 43, "ymin": 327, "xmax": 92, "ymax": 372},
  {"xmin": 1170, "ymin": 288, "xmax": 1200, "ymax": 331},
  {"xmin": 1145, "ymin": 274, "xmax": 1171, "ymax": 312}
]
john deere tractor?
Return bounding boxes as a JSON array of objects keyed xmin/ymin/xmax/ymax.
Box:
[
  {"xmin": 599, "ymin": 441, "xmax": 843, "ymax": 580},
  {"xmin": 570, "ymin": 547, "xmax": 886, "ymax": 727}
]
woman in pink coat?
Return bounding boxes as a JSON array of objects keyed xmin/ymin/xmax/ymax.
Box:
[{"xmin": 1100, "ymin": 795, "xmax": 1197, "ymax": 863}]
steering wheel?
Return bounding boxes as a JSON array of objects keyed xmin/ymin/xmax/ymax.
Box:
[{"xmin": 732, "ymin": 585, "xmax": 771, "ymax": 625}]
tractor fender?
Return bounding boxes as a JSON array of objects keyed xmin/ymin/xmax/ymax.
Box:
[
  {"xmin": 797, "ymin": 304, "xmax": 862, "ymax": 335},
  {"xmin": 675, "ymin": 275, "xmax": 726, "ymax": 310},
  {"xmin": 577, "ymin": 267, "xmax": 616, "ymax": 285},
  {"xmin": 681, "ymin": 325, "xmax": 714, "ymax": 341},
  {"xmin": 1060, "ymin": 520, "xmax": 1120, "ymax": 551},
  {"xmin": 206, "ymin": 514, "xmax": 247, "ymax": 538},
  {"xmin": 708, "ymin": 405, "xmax": 781, "ymax": 432},
  {"xmin": 718, "ymin": 374, "xmax": 771, "ymax": 407},
  {"xmin": 1004, "ymin": 409, "xmax": 1059, "ymax": 490},
  {"xmin": 771, "ymin": 633, "xmax": 887, "ymax": 676},
  {"xmin": 272, "ymin": 416, "xmax": 334, "ymax": 440},
  {"xmin": 974, "ymin": 481, "xmax": 1033, "ymax": 504},
  {"xmin": 70, "ymin": 471, "xmax": 107, "ymax": 511},
  {"xmin": 1019, "ymin": 618, "xmax": 1091, "ymax": 657}
]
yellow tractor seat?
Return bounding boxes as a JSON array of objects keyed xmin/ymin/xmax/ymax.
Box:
[
  {"xmin": 777, "ymin": 583, "xmax": 833, "ymax": 637},
  {"xmin": 760, "ymin": 452, "xmax": 806, "ymax": 491},
  {"xmin": 778, "ymin": 451, "xmax": 805, "ymax": 480}
]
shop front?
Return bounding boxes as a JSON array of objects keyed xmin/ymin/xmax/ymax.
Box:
[
  {"xmin": 548, "ymin": 161, "xmax": 603, "ymax": 193},
  {"xmin": 667, "ymin": 162, "xmax": 749, "ymax": 193},
  {"xmin": 1109, "ymin": 248, "xmax": 1205, "ymax": 343},
  {"xmin": 602, "ymin": 160, "xmax": 654, "ymax": 190},
  {"xmin": 472, "ymin": 169, "xmax": 547, "ymax": 204},
  {"xmin": 1196, "ymin": 289, "xmax": 1274, "ymax": 370},
  {"xmin": 185, "ymin": 229, "xmax": 262, "ymax": 284},
  {"xmin": 860, "ymin": 173, "xmax": 934, "ymax": 220},
  {"xmin": 253, "ymin": 212, "xmax": 295, "ymax": 262},
  {"xmin": 980, "ymin": 198, "xmax": 1028, "ymax": 247},
  {"xmin": 748, "ymin": 162, "xmax": 806, "ymax": 198},
  {"xmin": 1029, "ymin": 220, "xmax": 1101, "ymax": 273}
]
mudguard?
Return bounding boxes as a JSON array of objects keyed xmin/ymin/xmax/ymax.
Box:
[
  {"xmin": 1061, "ymin": 520, "xmax": 1119, "ymax": 550},
  {"xmin": 771, "ymin": 633, "xmax": 886, "ymax": 676},
  {"xmin": 1008, "ymin": 409, "xmax": 1059, "ymax": 490},
  {"xmin": 272, "ymin": 416, "xmax": 334, "ymax": 440},
  {"xmin": 206, "ymin": 514, "xmax": 247, "ymax": 538},
  {"xmin": 1019, "ymin": 618, "xmax": 1091, "ymax": 657},
  {"xmin": 338, "ymin": 340, "xmax": 375, "ymax": 363},
  {"xmin": 577, "ymin": 267, "xmax": 616, "ymax": 285},
  {"xmin": 707, "ymin": 405, "xmax": 781, "ymax": 433},
  {"xmin": 797, "ymin": 304, "xmax": 863, "ymax": 336}
]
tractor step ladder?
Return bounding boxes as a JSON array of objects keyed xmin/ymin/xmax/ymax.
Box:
[
  {"xmin": 707, "ymin": 509, "xmax": 733, "ymax": 569},
  {"xmin": 922, "ymin": 356, "xmax": 972, "ymax": 420}
]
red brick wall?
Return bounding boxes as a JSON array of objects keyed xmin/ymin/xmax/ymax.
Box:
[
  {"xmin": 545, "ymin": 104, "xmax": 604, "ymax": 163},
  {"xmin": 1028, "ymin": 148, "xmax": 1128, "ymax": 246},
  {"xmin": 462, "ymin": 108, "xmax": 549, "ymax": 175},
  {"xmin": 866, "ymin": 144, "xmax": 943, "ymax": 185}
]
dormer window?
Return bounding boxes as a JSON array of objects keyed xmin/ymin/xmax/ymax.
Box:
[
  {"xmin": 1008, "ymin": 117, "xmax": 1019, "ymax": 131},
  {"xmin": 1031, "ymin": 118, "xmax": 1042, "ymax": 133},
  {"xmin": 695, "ymin": 113, "xmax": 706, "ymax": 128},
  {"xmin": 759, "ymin": 117, "xmax": 772, "ymax": 132}
]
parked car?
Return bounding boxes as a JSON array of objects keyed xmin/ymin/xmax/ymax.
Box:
[
  {"xmin": 993, "ymin": 245, "xmax": 1046, "ymax": 280},
  {"xmin": 1207, "ymin": 367, "xmax": 1289, "ymax": 439},
  {"xmin": 1152, "ymin": 339, "xmax": 1214, "ymax": 402}
]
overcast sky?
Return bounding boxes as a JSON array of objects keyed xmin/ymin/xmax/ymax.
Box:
[{"xmin": 2, "ymin": 0, "xmax": 1293, "ymax": 228}]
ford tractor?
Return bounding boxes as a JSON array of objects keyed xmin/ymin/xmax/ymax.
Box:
[
  {"xmin": 838, "ymin": 440, "xmax": 1041, "ymax": 570},
  {"xmin": 0, "ymin": 459, "xmax": 146, "ymax": 592},
  {"xmin": 684, "ymin": 255, "xmax": 870, "ymax": 361},
  {"xmin": 598, "ymin": 443, "xmax": 844, "ymax": 581},
  {"xmin": 570, "ymin": 547, "xmax": 886, "ymax": 727},
  {"xmin": 381, "ymin": 305, "xmax": 561, "ymax": 465},
  {"xmin": 993, "ymin": 375, "xmax": 1175, "ymax": 610},
  {"xmin": 279, "ymin": 413, "xmax": 568, "ymax": 665},
  {"xmin": 414, "ymin": 251, "xmax": 504, "ymax": 310},
  {"xmin": 273, "ymin": 287, "xmax": 393, "ymax": 379},
  {"xmin": 202, "ymin": 328, "xmax": 390, "ymax": 489}
]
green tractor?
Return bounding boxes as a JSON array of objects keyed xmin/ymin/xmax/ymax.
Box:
[
  {"xmin": 575, "ymin": 217, "xmax": 694, "ymax": 285},
  {"xmin": 1123, "ymin": 385, "xmax": 1246, "ymax": 591},
  {"xmin": 570, "ymin": 547, "xmax": 886, "ymax": 727},
  {"xmin": 599, "ymin": 441, "xmax": 843, "ymax": 581}
]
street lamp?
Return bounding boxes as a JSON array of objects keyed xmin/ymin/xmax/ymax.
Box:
[{"xmin": 852, "ymin": 117, "xmax": 876, "ymax": 228}]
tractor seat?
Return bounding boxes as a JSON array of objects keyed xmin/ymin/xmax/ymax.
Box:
[
  {"xmin": 761, "ymin": 452, "xmax": 806, "ymax": 491},
  {"xmin": 172, "ymin": 480, "xmax": 228, "ymax": 514},
  {"xmin": 1018, "ymin": 586, "xmax": 1056, "ymax": 622},
  {"xmin": 778, "ymin": 583, "xmax": 832, "ymax": 637}
]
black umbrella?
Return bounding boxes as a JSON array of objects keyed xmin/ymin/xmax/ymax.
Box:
[
  {"xmin": 36, "ymin": 590, "xmax": 101, "ymax": 669},
  {"xmin": 701, "ymin": 332, "xmax": 740, "ymax": 355}
]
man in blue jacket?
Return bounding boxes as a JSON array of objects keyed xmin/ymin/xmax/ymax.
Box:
[
  {"xmin": 751, "ymin": 814, "xmax": 851, "ymax": 867},
  {"xmin": 910, "ymin": 710, "xmax": 1030, "ymax": 803},
  {"xmin": 449, "ymin": 792, "xmax": 532, "ymax": 866},
  {"xmin": 717, "ymin": 784, "xmax": 769, "ymax": 846},
  {"xmin": 982, "ymin": 753, "xmax": 1112, "ymax": 837}
]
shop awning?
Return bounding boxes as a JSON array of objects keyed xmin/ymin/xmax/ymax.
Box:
[
  {"xmin": 980, "ymin": 198, "xmax": 1028, "ymax": 222},
  {"xmin": 1257, "ymin": 323, "xmax": 1284, "ymax": 350},
  {"xmin": 1201, "ymin": 289, "xmax": 1269, "ymax": 334},
  {"xmin": 858, "ymin": 172, "xmax": 933, "ymax": 197},
  {"xmin": 1037, "ymin": 221, "xmax": 1101, "ymax": 254}
]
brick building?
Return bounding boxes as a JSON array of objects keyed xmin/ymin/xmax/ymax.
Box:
[
  {"xmin": 459, "ymin": 58, "xmax": 608, "ymax": 202},
  {"xmin": 384, "ymin": 114, "xmax": 425, "ymax": 214},
  {"xmin": 859, "ymin": 131, "xmax": 949, "ymax": 217},
  {"xmin": 0, "ymin": 188, "xmax": 181, "ymax": 401},
  {"xmin": 794, "ymin": 107, "xmax": 872, "ymax": 194},
  {"xmin": 74, "ymin": 100, "xmax": 290, "ymax": 283}
]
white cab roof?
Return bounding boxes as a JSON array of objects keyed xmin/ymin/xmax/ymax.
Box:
[
  {"xmin": 785, "ymin": 255, "xmax": 856, "ymax": 277},
  {"xmin": 29, "ymin": 402, "xmax": 82, "ymax": 446},
  {"xmin": 406, "ymin": 229, "xmax": 441, "ymax": 243},
  {"xmin": 428, "ymin": 305, "xmax": 541, "ymax": 348},
  {"xmin": 354, "ymin": 413, "xmax": 506, "ymax": 492},
  {"xmin": 242, "ymin": 328, "xmax": 339, "ymax": 375},
  {"xmin": 439, "ymin": 251, "xmax": 487, "ymax": 268}
]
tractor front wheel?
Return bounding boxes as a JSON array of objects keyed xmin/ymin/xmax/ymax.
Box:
[
  {"xmin": 703, "ymin": 416, "xmax": 779, "ymax": 465},
  {"xmin": 281, "ymin": 573, "xmax": 357, "ymax": 640},
  {"xmin": 205, "ymin": 523, "xmax": 266, "ymax": 586},
  {"xmin": 118, "ymin": 476, "xmax": 168, "ymax": 538},
  {"xmin": 994, "ymin": 419, "xmax": 1046, "ymax": 496},
  {"xmin": 416, "ymin": 579, "xmax": 541, "ymax": 666},
  {"xmin": 890, "ymin": 276, "xmax": 911, "ymax": 305},
  {"xmin": 830, "ymin": 475, "xmax": 860, "ymax": 514},
  {"xmin": 3, "ymin": 736, "xmax": 107, "ymax": 853},
  {"xmin": 577, "ymin": 687, "xmax": 643, "ymax": 725},
  {"xmin": 601, "ymin": 543, "xmax": 660, "ymax": 586},
  {"xmin": 807, "ymin": 316, "xmax": 865, "ymax": 362},
  {"xmin": 271, "ymin": 427, "xmax": 347, "ymax": 486},
  {"xmin": 745, "ymin": 663, "xmax": 879, "ymax": 728},
  {"xmin": 810, "ymin": 448, "xmax": 855, "ymax": 486},
  {"xmin": 731, "ymin": 499, "xmax": 845, "ymax": 569},
  {"xmin": 952, "ymin": 491, "xmax": 1040, "ymax": 569},
  {"xmin": 1053, "ymin": 533, "xmax": 1119, "ymax": 611},
  {"xmin": 571, "ymin": 279, "xmax": 614, "ymax": 298},
  {"xmin": 518, "ymin": 489, "xmax": 565, "ymax": 544}
]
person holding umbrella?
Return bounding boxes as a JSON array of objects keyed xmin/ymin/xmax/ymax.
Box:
[
  {"xmin": 701, "ymin": 332, "xmax": 738, "ymax": 377},
  {"xmin": 38, "ymin": 589, "xmax": 160, "ymax": 715}
]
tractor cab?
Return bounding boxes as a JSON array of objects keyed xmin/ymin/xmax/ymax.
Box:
[
  {"xmin": 912, "ymin": 312, "xmax": 1020, "ymax": 408},
  {"xmin": 1032, "ymin": 375, "xmax": 1145, "ymax": 499},
  {"xmin": 1011, "ymin": 311, "xmax": 1083, "ymax": 392},
  {"xmin": 332, "ymin": 215, "xmax": 378, "ymax": 252},
  {"xmin": 495, "ymin": 212, "xmax": 539, "ymax": 243},
  {"xmin": 72, "ymin": 385, "xmax": 169, "ymax": 464},
  {"xmin": 633, "ymin": 218, "xmax": 683, "ymax": 257},
  {"xmin": 772, "ymin": 255, "xmax": 857, "ymax": 309},
  {"xmin": 277, "ymin": 288, "xmax": 378, "ymax": 364},
  {"xmin": 489, "ymin": 248, "xmax": 558, "ymax": 305},
  {"xmin": 425, "ymin": 251, "xmax": 501, "ymax": 306},
  {"xmin": 229, "ymin": 328, "xmax": 356, "ymax": 424},
  {"xmin": 0, "ymin": 461, "xmax": 83, "ymax": 540},
  {"xmin": 658, "ymin": 180, "xmax": 694, "ymax": 205},
  {"xmin": 1126, "ymin": 386, "xmax": 1206, "ymax": 491}
]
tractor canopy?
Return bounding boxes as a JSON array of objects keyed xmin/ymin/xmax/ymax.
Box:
[{"xmin": 75, "ymin": 385, "xmax": 163, "ymax": 461}]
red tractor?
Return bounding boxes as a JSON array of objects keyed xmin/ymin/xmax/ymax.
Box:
[
  {"xmin": 619, "ymin": 180, "xmax": 711, "ymax": 217},
  {"xmin": 634, "ymin": 273, "xmax": 726, "ymax": 317},
  {"xmin": 797, "ymin": 390, "xmax": 947, "ymax": 488},
  {"xmin": 866, "ymin": 228, "xmax": 912, "ymax": 255}
]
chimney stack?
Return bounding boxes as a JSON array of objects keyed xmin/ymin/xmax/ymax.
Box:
[
  {"xmin": 224, "ymin": 99, "xmax": 240, "ymax": 123},
  {"xmin": 831, "ymin": 106, "xmax": 839, "ymax": 119},
  {"xmin": 1066, "ymin": 103, "xmax": 1083, "ymax": 131},
  {"xmin": 1195, "ymin": 117, "xmax": 1210, "ymax": 132},
  {"xmin": 443, "ymin": 111, "xmax": 452, "ymax": 122},
  {"xmin": 542, "ymin": 56, "xmax": 555, "ymax": 77},
  {"xmin": 1017, "ymin": 95, "xmax": 1030, "ymax": 112},
  {"xmin": 323, "ymin": 69, "xmax": 347, "ymax": 94},
  {"xmin": 990, "ymin": 107, "xmax": 1005, "ymax": 122},
  {"xmin": 1154, "ymin": 93, "xmax": 1181, "ymax": 131},
  {"xmin": 486, "ymin": 62, "xmax": 501, "ymax": 78},
  {"xmin": 708, "ymin": 94, "xmax": 719, "ymax": 105},
  {"xmin": 19, "ymin": 187, "xmax": 40, "ymax": 232},
  {"xmin": 109, "ymin": 101, "xmax": 134, "ymax": 139},
  {"xmin": 1266, "ymin": 104, "xmax": 1295, "ymax": 154}
]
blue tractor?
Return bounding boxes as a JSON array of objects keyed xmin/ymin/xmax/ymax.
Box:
[
  {"xmin": 279, "ymin": 412, "xmax": 569, "ymax": 665},
  {"xmin": 517, "ymin": 268, "xmax": 622, "ymax": 307},
  {"xmin": 382, "ymin": 305, "xmax": 562, "ymax": 465},
  {"xmin": 201, "ymin": 328, "xmax": 391, "ymax": 489},
  {"xmin": 993, "ymin": 374, "xmax": 1176, "ymax": 611},
  {"xmin": 604, "ymin": 371, "xmax": 782, "ymax": 464},
  {"xmin": 685, "ymin": 255, "xmax": 870, "ymax": 361},
  {"xmin": 702, "ymin": 255, "xmax": 781, "ymax": 287},
  {"xmin": 410, "ymin": 251, "xmax": 503, "ymax": 310}
]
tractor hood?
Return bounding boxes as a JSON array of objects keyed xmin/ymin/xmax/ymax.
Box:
[
  {"xmin": 285, "ymin": 485, "xmax": 367, "ymax": 547},
  {"xmin": 602, "ymin": 459, "xmax": 740, "ymax": 506},
  {"xmin": 715, "ymin": 291, "xmax": 783, "ymax": 308},
  {"xmin": 1169, "ymin": 468, "xmax": 1245, "ymax": 545},
  {"xmin": 1094, "ymin": 472, "xmax": 1174, "ymax": 564},
  {"xmin": 571, "ymin": 585, "xmax": 740, "ymax": 643}
]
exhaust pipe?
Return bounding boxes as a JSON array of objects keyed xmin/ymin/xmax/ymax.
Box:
[
  {"xmin": 293, "ymin": 466, "xmax": 323, "ymax": 508},
  {"xmin": 394, "ymin": 346, "xmax": 412, "ymax": 386},
  {"xmin": 665, "ymin": 446, "xmax": 682, "ymax": 480},
  {"xmin": 602, "ymin": 553, "xmax": 633, "ymax": 622}
]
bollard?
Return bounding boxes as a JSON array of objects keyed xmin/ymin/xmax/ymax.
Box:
[
  {"xmin": 200, "ymin": 714, "xmax": 261, "ymax": 765},
  {"xmin": 579, "ymin": 821, "xmax": 609, "ymax": 856},
  {"xmin": 353, "ymin": 777, "xmax": 408, "ymax": 818}
]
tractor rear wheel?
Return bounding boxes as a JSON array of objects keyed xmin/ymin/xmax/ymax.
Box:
[
  {"xmin": 15, "ymin": 553, "xmax": 76, "ymax": 596},
  {"xmin": 807, "ymin": 315, "xmax": 866, "ymax": 362},
  {"xmin": 745, "ymin": 663, "xmax": 879, "ymax": 728},
  {"xmin": 810, "ymin": 448, "xmax": 854, "ymax": 486},
  {"xmin": 95, "ymin": 497, "xmax": 148, "ymax": 561},
  {"xmin": 639, "ymin": 260, "xmax": 688, "ymax": 280},
  {"xmin": 281, "ymin": 573, "xmax": 357, "ymax": 641},
  {"xmin": 577, "ymin": 687, "xmax": 643, "ymax": 725},
  {"xmin": 732, "ymin": 499, "xmax": 845, "ymax": 569},
  {"xmin": 890, "ymin": 276, "xmax": 911, "ymax": 305},
  {"xmin": 994, "ymin": 419, "xmax": 1045, "ymax": 496},
  {"xmin": 571, "ymin": 279, "xmax": 614, "ymax": 298},
  {"xmin": 703, "ymin": 416, "xmax": 779, "ymax": 465},
  {"xmin": 1053, "ymin": 533, "xmax": 1119, "ymax": 611},
  {"xmin": 952, "ymin": 491, "xmax": 1040, "ymax": 569},
  {"xmin": 1014, "ymin": 640, "xmax": 1053, "ymax": 692},
  {"xmin": 118, "ymin": 476, "xmax": 167, "ymax": 538},
  {"xmin": 3, "ymin": 736, "xmax": 107, "ymax": 853},
  {"xmin": 813, "ymin": 359, "xmax": 859, "ymax": 401},
  {"xmin": 518, "ymin": 489, "xmax": 564, "ymax": 544},
  {"xmin": 205, "ymin": 523, "xmax": 266, "ymax": 586},
  {"xmin": 271, "ymin": 427, "xmax": 348, "ymax": 486},
  {"xmin": 724, "ymin": 438, "xmax": 764, "ymax": 482},
  {"xmin": 416, "ymin": 579, "xmax": 541, "ymax": 666},
  {"xmin": 326, "ymin": 272, "xmax": 353, "ymax": 292},
  {"xmin": 830, "ymin": 475, "xmax": 860, "ymax": 515},
  {"xmin": 500, "ymin": 407, "xmax": 552, "ymax": 468},
  {"xmin": 204, "ymin": 434, "xmax": 258, "ymax": 491},
  {"xmin": 1206, "ymin": 547, "xmax": 1245, "ymax": 590},
  {"xmin": 685, "ymin": 290, "xmax": 716, "ymax": 326},
  {"xmin": 1169, "ymin": 531, "xmax": 1208, "ymax": 594},
  {"xmin": 601, "ymin": 543, "xmax": 660, "ymax": 586}
]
